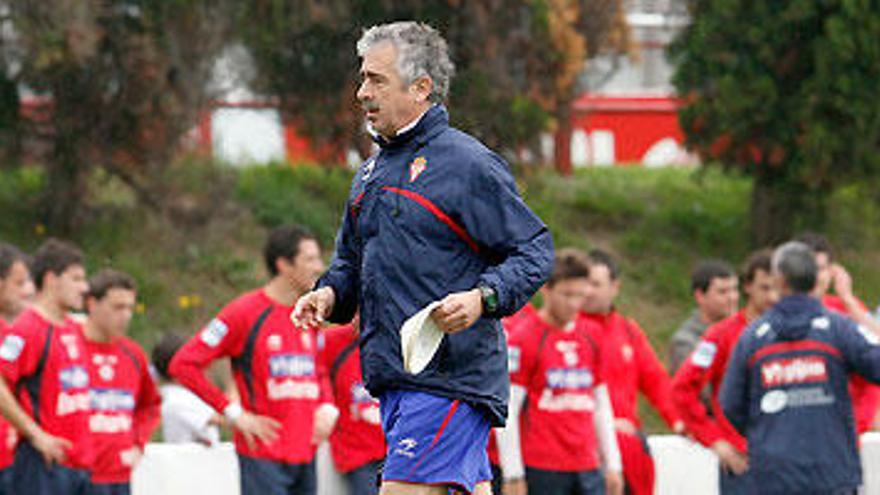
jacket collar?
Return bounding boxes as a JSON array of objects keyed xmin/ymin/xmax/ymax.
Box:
[
  {"xmin": 775, "ymin": 293, "xmax": 824, "ymax": 313},
  {"xmin": 372, "ymin": 105, "xmax": 449, "ymax": 150}
]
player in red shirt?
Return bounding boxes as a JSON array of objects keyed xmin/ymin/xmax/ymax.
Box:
[
  {"xmin": 579, "ymin": 249, "xmax": 683, "ymax": 495},
  {"xmin": 320, "ymin": 317, "xmax": 385, "ymax": 495},
  {"xmin": 671, "ymin": 250, "xmax": 778, "ymax": 494},
  {"xmin": 0, "ymin": 242, "xmax": 34, "ymax": 493},
  {"xmin": 497, "ymin": 250, "xmax": 623, "ymax": 495},
  {"xmin": 796, "ymin": 232, "xmax": 880, "ymax": 433},
  {"xmin": 0, "ymin": 239, "xmax": 91, "ymax": 495},
  {"xmin": 81, "ymin": 270, "xmax": 161, "ymax": 495},
  {"xmin": 170, "ymin": 225, "xmax": 338, "ymax": 495}
]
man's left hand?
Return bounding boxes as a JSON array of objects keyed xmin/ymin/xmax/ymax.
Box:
[{"xmin": 432, "ymin": 289, "xmax": 483, "ymax": 334}]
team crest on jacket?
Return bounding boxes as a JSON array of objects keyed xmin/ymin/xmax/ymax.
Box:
[{"xmin": 409, "ymin": 156, "xmax": 427, "ymax": 182}]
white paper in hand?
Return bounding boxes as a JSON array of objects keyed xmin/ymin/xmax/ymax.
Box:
[{"xmin": 400, "ymin": 301, "xmax": 445, "ymax": 375}]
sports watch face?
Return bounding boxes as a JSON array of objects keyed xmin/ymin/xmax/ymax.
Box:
[{"xmin": 480, "ymin": 285, "xmax": 498, "ymax": 314}]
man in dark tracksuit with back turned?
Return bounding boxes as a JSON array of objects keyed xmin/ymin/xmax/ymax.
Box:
[
  {"xmin": 294, "ymin": 21, "xmax": 554, "ymax": 495},
  {"xmin": 721, "ymin": 241, "xmax": 880, "ymax": 495}
]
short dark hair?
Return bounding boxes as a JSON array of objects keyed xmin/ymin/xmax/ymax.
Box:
[
  {"xmin": 152, "ymin": 332, "xmax": 187, "ymax": 380},
  {"xmin": 0, "ymin": 242, "xmax": 27, "ymax": 279},
  {"xmin": 31, "ymin": 238, "xmax": 84, "ymax": 291},
  {"xmin": 87, "ymin": 269, "xmax": 136, "ymax": 301},
  {"xmin": 586, "ymin": 249, "xmax": 620, "ymax": 280},
  {"xmin": 691, "ymin": 259, "xmax": 736, "ymax": 293},
  {"xmin": 740, "ymin": 249, "xmax": 773, "ymax": 285},
  {"xmin": 772, "ymin": 241, "xmax": 817, "ymax": 293},
  {"xmin": 263, "ymin": 225, "xmax": 318, "ymax": 277},
  {"xmin": 547, "ymin": 248, "xmax": 590, "ymax": 287},
  {"xmin": 794, "ymin": 231, "xmax": 833, "ymax": 262}
]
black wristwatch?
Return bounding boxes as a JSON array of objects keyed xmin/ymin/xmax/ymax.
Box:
[{"xmin": 478, "ymin": 284, "xmax": 498, "ymax": 315}]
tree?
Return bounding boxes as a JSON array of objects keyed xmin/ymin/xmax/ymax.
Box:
[
  {"xmin": 237, "ymin": 0, "xmax": 627, "ymax": 167},
  {"xmin": 669, "ymin": 0, "xmax": 880, "ymax": 245},
  {"xmin": 0, "ymin": 1, "xmax": 235, "ymax": 233}
]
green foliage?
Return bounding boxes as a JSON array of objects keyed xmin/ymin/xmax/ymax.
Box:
[
  {"xmin": 669, "ymin": 0, "xmax": 880, "ymax": 243},
  {"xmin": 2, "ymin": 1, "xmax": 236, "ymax": 233},
  {"xmin": 525, "ymin": 167, "xmax": 751, "ymax": 307},
  {"xmin": 235, "ymin": 163, "xmax": 353, "ymax": 246}
]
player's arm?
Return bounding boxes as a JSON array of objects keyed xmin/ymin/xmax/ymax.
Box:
[
  {"xmin": 672, "ymin": 333, "xmax": 748, "ymax": 473},
  {"xmin": 496, "ymin": 385, "xmax": 526, "ymax": 486},
  {"xmin": 718, "ymin": 335, "xmax": 752, "ymax": 436},
  {"xmin": 0, "ymin": 330, "xmax": 71, "ymax": 465},
  {"xmin": 312, "ymin": 330, "xmax": 339, "ymax": 445},
  {"xmin": 593, "ymin": 383, "xmax": 622, "ymax": 471},
  {"xmin": 831, "ymin": 264, "xmax": 880, "ymax": 335},
  {"xmin": 836, "ymin": 317, "xmax": 880, "ymax": 384},
  {"xmin": 169, "ymin": 309, "xmax": 280, "ymax": 449},
  {"xmin": 496, "ymin": 329, "xmax": 533, "ymax": 494},
  {"xmin": 459, "ymin": 153, "xmax": 554, "ymax": 319},
  {"xmin": 631, "ymin": 321, "xmax": 683, "ymax": 431},
  {"xmin": 593, "ymin": 383, "xmax": 623, "ymax": 495},
  {"xmin": 133, "ymin": 346, "xmax": 162, "ymax": 449},
  {"xmin": 671, "ymin": 335, "xmax": 727, "ymax": 447}
]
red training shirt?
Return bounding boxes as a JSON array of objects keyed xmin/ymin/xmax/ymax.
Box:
[
  {"xmin": 0, "ymin": 308, "xmax": 93, "ymax": 470},
  {"xmin": 84, "ymin": 334, "xmax": 161, "ymax": 483},
  {"xmin": 580, "ymin": 310, "xmax": 681, "ymax": 430},
  {"xmin": 508, "ymin": 310, "xmax": 606, "ymax": 471},
  {"xmin": 671, "ymin": 309, "xmax": 748, "ymax": 452},
  {"xmin": 170, "ymin": 289, "xmax": 332, "ymax": 463}
]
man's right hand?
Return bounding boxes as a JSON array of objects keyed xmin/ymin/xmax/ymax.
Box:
[
  {"xmin": 232, "ymin": 411, "xmax": 281, "ymax": 451},
  {"xmin": 502, "ymin": 478, "xmax": 527, "ymax": 495},
  {"xmin": 711, "ymin": 439, "xmax": 748, "ymax": 475},
  {"xmin": 292, "ymin": 287, "xmax": 336, "ymax": 329},
  {"xmin": 30, "ymin": 429, "xmax": 71, "ymax": 467}
]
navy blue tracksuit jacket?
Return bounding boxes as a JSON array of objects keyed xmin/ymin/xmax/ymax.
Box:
[
  {"xmin": 317, "ymin": 105, "xmax": 554, "ymax": 426},
  {"xmin": 720, "ymin": 294, "xmax": 880, "ymax": 494}
]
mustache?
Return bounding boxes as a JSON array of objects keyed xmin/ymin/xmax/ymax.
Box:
[{"xmin": 362, "ymin": 101, "xmax": 380, "ymax": 112}]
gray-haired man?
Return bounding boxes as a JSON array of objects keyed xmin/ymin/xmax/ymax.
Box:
[
  {"xmin": 295, "ymin": 21, "xmax": 554, "ymax": 495},
  {"xmin": 721, "ymin": 242, "xmax": 880, "ymax": 494}
]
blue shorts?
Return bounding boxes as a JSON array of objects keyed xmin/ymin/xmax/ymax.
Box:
[
  {"xmin": 86, "ymin": 481, "xmax": 130, "ymax": 495},
  {"xmin": 10, "ymin": 441, "xmax": 89, "ymax": 495},
  {"xmin": 380, "ymin": 390, "xmax": 491, "ymax": 494}
]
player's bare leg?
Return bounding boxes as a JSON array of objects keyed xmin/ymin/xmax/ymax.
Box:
[{"xmin": 471, "ymin": 481, "xmax": 492, "ymax": 494}]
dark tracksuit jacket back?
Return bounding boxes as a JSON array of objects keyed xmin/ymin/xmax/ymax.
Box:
[{"xmin": 720, "ymin": 294, "xmax": 880, "ymax": 494}]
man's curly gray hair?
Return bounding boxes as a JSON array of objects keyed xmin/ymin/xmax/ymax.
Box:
[{"xmin": 357, "ymin": 21, "xmax": 455, "ymax": 104}]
